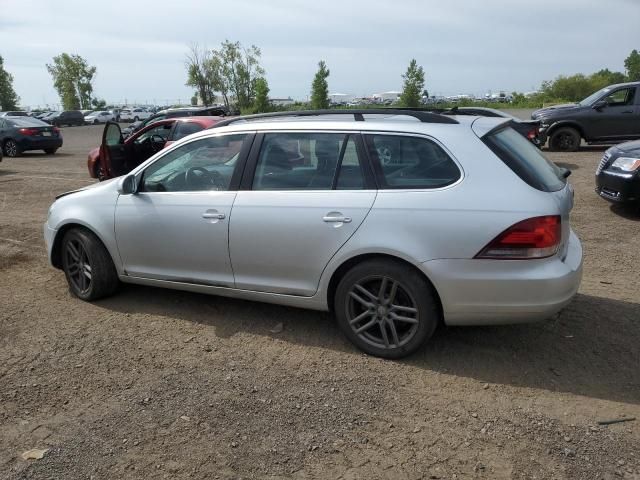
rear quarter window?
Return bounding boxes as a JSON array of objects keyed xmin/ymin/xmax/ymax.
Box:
[
  {"xmin": 482, "ymin": 126, "xmax": 566, "ymax": 192},
  {"xmin": 172, "ymin": 122, "xmax": 204, "ymax": 141},
  {"xmin": 364, "ymin": 134, "xmax": 461, "ymax": 189}
]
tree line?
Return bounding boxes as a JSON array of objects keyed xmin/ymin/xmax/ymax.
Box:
[{"xmin": 1, "ymin": 47, "xmax": 639, "ymax": 112}]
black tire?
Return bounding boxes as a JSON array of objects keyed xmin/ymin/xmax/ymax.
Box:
[
  {"xmin": 3, "ymin": 139, "xmax": 20, "ymax": 157},
  {"xmin": 93, "ymin": 119, "xmax": 99, "ymax": 125},
  {"xmin": 549, "ymin": 127, "xmax": 581, "ymax": 152},
  {"xmin": 95, "ymin": 160, "xmax": 107, "ymax": 181},
  {"xmin": 44, "ymin": 148, "xmax": 57, "ymax": 155},
  {"xmin": 334, "ymin": 259, "xmax": 440, "ymax": 359},
  {"xmin": 133, "ymin": 116, "xmax": 139, "ymax": 122},
  {"xmin": 61, "ymin": 228, "xmax": 119, "ymax": 301}
]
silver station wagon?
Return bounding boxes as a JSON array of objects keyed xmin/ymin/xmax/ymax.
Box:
[{"xmin": 44, "ymin": 109, "xmax": 583, "ymax": 358}]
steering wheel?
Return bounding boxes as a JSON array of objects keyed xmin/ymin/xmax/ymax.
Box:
[
  {"xmin": 149, "ymin": 134, "xmax": 166, "ymax": 152},
  {"xmin": 184, "ymin": 166, "xmax": 226, "ymax": 189}
]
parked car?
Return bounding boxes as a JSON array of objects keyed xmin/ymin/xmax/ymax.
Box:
[
  {"xmin": 109, "ymin": 108, "xmax": 122, "ymax": 122},
  {"xmin": 446, "ymin": 107, "xmax": 541, "ymax": 146},
  {"xmin": 595, "ymin": 140, "xmax": 640, "ymax": 204},
  {"xmin": 45, "ymin": 109, "xmax": 582, "ymax": 358},
  {"xmin": 37, "ymin": 111, "xmax": 56, "ymax": 120},
  {"xmin": 85, "ymin": 111, "xmax": 114, "ymax": 125},
  {"xmin": 47, "ymin": 110, "xmax": 85, "ymax": 127},
  {"xmin": 122, "ymin": 106, "xmax": 228, "ymax": 137},
  {"xmin": 532, "ymin": 81, "xmax": 640, "ymax": 151},
  {"xmin": 0, "ymin": 116, "xmax": 62, "ymax": 156},
  {"xmin": 120, "ymin": 108, "xmax": 152, "ymax": 122},
  {"xmin": 87, "ymin": 116, "xmax": 225, "ymax": 180},
  {"xmin": 0, "ymin": 111, "xmax": 29, "ymax": 117}
]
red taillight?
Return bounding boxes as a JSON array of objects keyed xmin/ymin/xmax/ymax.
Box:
[
  {"xmin": 475, "ymin": 215, "xmax": 561, "ymax": 259},
  {"xmin": 53, "ymin": 127, "xmax": 61, "ymax": 135},
  {"xmin": 527, "ymin": 127, "xmax": 539, "ymax": 140},
  {"xmin": 18, "ymin": 128, "xmax": 39, "ymax": 136}
]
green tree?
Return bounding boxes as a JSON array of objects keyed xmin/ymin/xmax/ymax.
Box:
[
  {"xmin": 0, "ymin": 55, "xmax": 20, "ymax": 110},
  {"xmin": 253, "ymin": 77, "xmax": 270, "ymax": 113},
  {"xmin": 624, "ymin": 49, "xmax": 640, "ymax": 81},
  {"xmin": 190, "ymin": 94, "xmax": 198, "ymax": 106},
  {"xmin": 46, "ymin": 53, "xmax": 96, "ymax": 110},
  {"xmin": 185, "ymin": 41, "xmax": 264, "ymax": 111},
  {"xmin": 310, "ymin": 60, "xmax": 330, "ymax": 109},
  {"xmin": 399, "ymin": 59, "xmax": 425, "ymax": 108},
  {"xmin": 91, "ymin": 98, "xmax": 107, "ymax": 109}
]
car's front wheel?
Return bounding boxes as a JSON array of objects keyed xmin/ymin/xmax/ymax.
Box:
[
  {"xmin": 334, "ymin": 259, "xmax": 440, "ymax": 358},
  {"xmin": 3, "ymin": 139, "xmax": 20, "ymax": 157},
  {"xmin": 44, "ymin": 148, "xmax": 57, "ymax": 155},
  {"xmin": 61, "ymin": 228, "xmax": 119, "ymax": 301},
  {"xmin": 549, "ymin": 127, "xmax": 581, "ymax": 152}
]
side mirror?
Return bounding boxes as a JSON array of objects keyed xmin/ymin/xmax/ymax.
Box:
[
  {"xmin": 592, "ymin": 100, "xmax": 607, "ymax": 110},
  {"xmin": 118, "ymin": 174, "xmax": 138, "ymax": 195}
]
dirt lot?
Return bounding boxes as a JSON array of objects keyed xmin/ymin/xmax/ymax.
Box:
[{"xmin": 1, "ymin": 120, "xmax": 639, "ymax": 480}]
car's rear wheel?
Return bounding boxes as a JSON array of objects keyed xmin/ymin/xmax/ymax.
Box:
[
  {"xmin": 334, "ymin": 259, "xmax": 440, "ymax": 358},
  {"xmin": 549, "ymin": 127, "xmax": 581, "ymax": 152},
  {"xmin": 61, "ymin": 228, "xmax": 119, "ymax": 301},
  {"xmin": 3, "ymin": 139, "xmax": 20, "ymax": 157},
  {"xmin": 44, "ymin": 148, "xmax": 57, "ymax": 155}
]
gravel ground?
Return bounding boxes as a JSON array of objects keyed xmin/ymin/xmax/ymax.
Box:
[{"xmin": 1, "ymin": 119, "xmax": 639, "ymax": 480}]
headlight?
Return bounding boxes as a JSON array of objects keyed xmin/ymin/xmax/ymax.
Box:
[{"xmin": 611, "ymin": 156, "xmax": 640, "ymax": 172}]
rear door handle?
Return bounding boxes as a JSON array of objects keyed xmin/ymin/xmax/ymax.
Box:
[
  {"xmin": 323, "ymin": 215, "xmax": 352, "ymax": 223},
  {"xmin": 202, "ymin": 212, "xmax": 225, "ymax": 219},
  {"xmin": 622, "ymin": 110, "xmax": 634, "ymax": 114}
]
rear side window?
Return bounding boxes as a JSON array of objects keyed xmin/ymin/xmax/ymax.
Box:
[
  {"xmin": 364, "ymin": 134, "xmax": 461, "ymax": 189},
  {"xmin": 172, "ymin": 122, "xmax": 204, "ymax": 141},
  {"xmin": 483, "ymin": 127, "xmax": 566, "ymax": 192}
]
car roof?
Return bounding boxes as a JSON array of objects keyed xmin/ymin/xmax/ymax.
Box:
[{"xmin": 188, "ymin": 113, "xmax": 509, "ymax": 140}]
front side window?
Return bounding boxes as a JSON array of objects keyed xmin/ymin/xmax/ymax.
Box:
[
  {"xmin": 135, "ymin": 123, "xmax": 172, "ymax": 144},
  {"xmin": 364, "ymin": 134, "xmax": 461, "ymax": 189},
  {"xmin": 141, "ymin": 134, "xmax": 248, "ymax": 192},
  {"xmin": 252, "ymin": 132, "xmax": 366, "ymax": 190},
  {"xmin": 603, "ymin": 87, "xmax": 636, "ymax": 107}
]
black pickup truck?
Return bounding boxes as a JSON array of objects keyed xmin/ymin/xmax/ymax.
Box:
[{"xmin": 532, "ymin": 81, "xmax": 640, "ymax": 151}]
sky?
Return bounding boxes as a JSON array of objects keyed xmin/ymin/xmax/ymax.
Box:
[{"xmin": 1, "ymin": 0, "xmax": 638, "ymax": 108}]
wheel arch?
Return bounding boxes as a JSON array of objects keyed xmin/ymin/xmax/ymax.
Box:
[
  {"xmin": 326, "ymin": 252, "xmax": 444, "ymax": 321},
  {"xmin": 50, "ymin": 221, "xmax": 118, "ymax": 270},
  {"xmin": 546, "ymin": 121, "xmax": 585, "ymax": 140}
]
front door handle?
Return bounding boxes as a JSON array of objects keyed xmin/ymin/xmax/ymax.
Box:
[{"xmin": 323, "ymin": 215, "xmax": 352, "ymax": 223}]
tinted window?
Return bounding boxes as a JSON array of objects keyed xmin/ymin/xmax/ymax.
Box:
[
  {"xmin": 252, "ymin": 132, "xmax": 365, "ymax": 190},
  {"xmin": 142, "ymin": 134, "xmax": 247, "ymax": 192},
  {"xmin": 483, "ymin": 126, "xmax": 566, "ymax": 192},
  {"xmin": 172, "ymin": 122, "xmax": 204, "ymax": 141},
  {"xmin": 365, "ymin": 134, "xmax": 461, "ymax": 189}
]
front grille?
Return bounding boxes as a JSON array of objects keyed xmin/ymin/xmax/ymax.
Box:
[{"xmin": 596, "ymin": 152, "xmax": 612, "ymax": 175}]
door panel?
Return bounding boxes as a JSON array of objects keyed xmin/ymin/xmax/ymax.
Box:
[
  {"xmin": 229, "ymin": 191, "xmax": 375, "ymax": 295},
  {"xmin": 591, "ymin": 87, "xmax": 640, "ymax": 139},
  {"xmin": 229, "ymin": 131, "xmax": 376, "ymax": 296},
  {"xmin": 115, "ymin": 191, "xmax": 236, "ymax": 286}
]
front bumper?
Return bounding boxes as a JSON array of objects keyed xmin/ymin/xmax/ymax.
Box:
[
  {"xmin": 595, "ymin": 170, "xmax": 640, "ymax": 203},
  {"xmin": 423, "ymin": 229, "xmax": 583, "ymax": 326}
]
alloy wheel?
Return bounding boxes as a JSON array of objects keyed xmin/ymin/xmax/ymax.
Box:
[
  {"xmin": 65, "ymin": 238, "xmax": 92, "ymax": 294},
  {"xmin": 346, "ymin": 275, "xmax": 420, "ymax": 350},
  {"xmin": 4, "ymin": 140, "xmax": 18, "ymax": 157}
]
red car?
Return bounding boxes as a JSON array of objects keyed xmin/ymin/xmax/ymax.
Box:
[{"xmin": 87, "ymin": 116, "xmax": 224, "ymax": 180}]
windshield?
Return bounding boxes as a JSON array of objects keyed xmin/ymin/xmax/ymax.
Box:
[{"xmin": 579, "ymin": 87, "xmax": 611, "ymax": 106}]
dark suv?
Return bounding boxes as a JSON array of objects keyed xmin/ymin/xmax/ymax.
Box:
[
  {"xmin": 532, "ymin": 82, "xmax": 640, "ymax": 151},
  {"xmin": 48, "ymin": 110, "xmax": 85, "ymax": 127}
]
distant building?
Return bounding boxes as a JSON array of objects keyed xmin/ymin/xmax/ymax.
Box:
[
  {"xmin": 270, "ymin": 97, "xmax": 295, "ymax": 107},
  {"xmin": 372, "ymin": 91, "xmax": 401, "ymax": 102},
  {"xmin": 329, "ymin": 93, "xmax": 355, "ymax": 105}
]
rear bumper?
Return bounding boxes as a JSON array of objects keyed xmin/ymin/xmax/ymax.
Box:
[
  {"xmin": 423, "ymin": 229, "xmax": 583, "ymax": 326},
  {"xmin": 17, "ymin": 137, "xmax": 63, "ymax": 151}
]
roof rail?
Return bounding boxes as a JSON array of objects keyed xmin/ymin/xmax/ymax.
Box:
[{"xmin": 210, "ymin": 108, "xmax": 459, "ymax": 128}]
